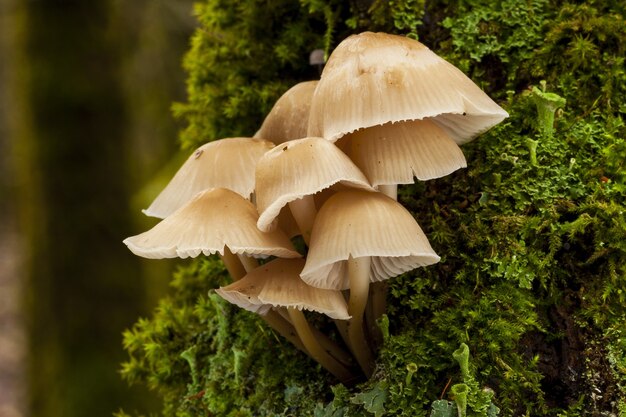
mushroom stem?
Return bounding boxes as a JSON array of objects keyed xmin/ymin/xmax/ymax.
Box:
[
  {"xmin": 238, "ymin": 254, "xmax": 259, "ymax": 273},
  {"xmin": 347, "ymin": 256, "xmax": 375, "ymax": 377},
  {"xmin": 220, "ymin": 247, "xmax": 247, "ymax": 280},
  {"xmin": 263, "ymin": 310, "xmax": 308, "ymax": 355},
  {"xmin": 334, "ymin": 316, "xmax": 352, "ymax": 350},
  {"xmin": 378, "ymin": 184, "xmax": 397, "ymax": 200},
  {"xmin": 287, "ymin": 307, "xmax": 355, "ymax": 384},
  {"xmin": 275, "ymin": 307, "xmax": 354, "ymax": 367},
  {"xmin": 288, "ymin": 195, "xmax": 317, "ymax": 245}
]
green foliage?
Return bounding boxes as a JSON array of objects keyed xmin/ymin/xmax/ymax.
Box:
[
  {"xmin": 172, "ymin": 0, "xmax": 345, "ymax": 149},
  {"xmin": 350, "ymin": 381, "xmax": 388, "ymax": 417},
  {"xmin": 122, "ymin": 1, "xmax": 626, "ymax": 416},
  {"xmin": 441, "ymin": 0, "xmax": 551, "ymax": 89},
  {"xmin": 121, "ymin": 257, "xmax": 338, "ymax": 416}
]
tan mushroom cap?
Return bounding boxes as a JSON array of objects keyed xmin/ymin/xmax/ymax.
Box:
[
  {"xmin": 254, "ymin": 81, "xmax": 318, "ymax": 145},
  {"xmin": 124, "ymin": 188, "xmax": 300, "ymax": 259},
  {"xmin": 216, "ymin": 258, "xmax": 350, "ymax": 320},
  {"xmin": 345, "ymin": 119, "xmax": 467, "ymax": 186},
  {"xmin": 255, "ymin": 137, "xmax": 373, "ymax": 232},
  {"xmin": 301, "ymin": 190, "xmax": 440, "ymax": 290},
  {"xmin": 215, "ymin": 277, "xmax": 271, "ymax": 315},
  {"xmin": 143, "ymin": 137, "xmax": 274, "ymax": 219},
  {"xmin": 307, "ymin": 32, "xmax": 508, "ymax": 144}
]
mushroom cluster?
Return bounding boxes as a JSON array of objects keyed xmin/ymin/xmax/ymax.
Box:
[{"xmin": 123, "ymin": 32, "xmax": 507, "ymax": 384}]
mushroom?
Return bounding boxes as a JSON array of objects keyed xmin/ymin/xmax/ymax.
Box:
[
  {"xmin": 216, "ymin": 258, "xmax": 349, "ymax": 319},
  {"xmin": 255, "ymin": 136, "xmax": 373, "ymax": 244},
  {"xmin": 343, "ymin": 119, "xmax": 468, "ymax": 191},
  {"xmin": 308, "ymin": 32, "xmax": 507, "ymax": 342},
  {"xmin": 308, "ymin": 32, "xmax": 508, "ymax": 199},
  {"xmin": 124, "ymin": 187, "xmax": 300, "ymax": 263},
  {"xmin": 300, "ymin": 189, "xmax": 440, "ymax": 376},
  {"xmin": 123, "ymin": 188, "xmax": 306, "ymax": 360},
  {"xmin": 216, "ymin": 258, "xmax": 355, "ymax": 383},
  {"xmin": 307, "ymin": 32, "xmax": 508, "ymax": 144},
  {"xmin": 254, "ymin": 81, "xmax": 318, "ymax": 145},
  {"xmin": 143, "ymin": 137, "xmax": 274, "ymax": 219}
]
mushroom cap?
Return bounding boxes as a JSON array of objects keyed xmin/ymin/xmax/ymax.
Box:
[
  {"xmin": 344, "ymin": 119, "xmax": 467, "ymax": 186},
  {"xmin": 255, "ymin": 137, "xmax": 373, "ymax": 232},
  {"xmin": 214, "ymin": 276, "xmax": 271, "ymax": 315},
  {"xmin": 254, "ymin": 81, "xmax": 318, "ymax": 145},
  {"xmin": 300, "ymin": 189, "xmax": 440, "ymax": 290},
  {"xmin": 143, "ymin": 137, "xmax": 274, "ymax": 219},
  {"xmin": 307, "ymin": 32, "xmax": 508, "ymax": 144},
  {"xmin": 124, "ymin": 188, "xmax": 300, "ymax": 259},
  {"xmin": 216, "ymin": 258, "xmax": 350, "ymax": 320}
]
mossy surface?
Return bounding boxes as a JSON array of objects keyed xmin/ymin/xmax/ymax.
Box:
[{"xmin": 120, "ymin": 1, "xmax": 626, "ymax": 416}]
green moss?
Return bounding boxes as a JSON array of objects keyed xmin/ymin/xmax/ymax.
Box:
[{"xmin": 120, "ymin": 1, "xmax": 626, "ymax": 416}]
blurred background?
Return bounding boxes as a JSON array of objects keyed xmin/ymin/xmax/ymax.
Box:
[{"xmin": 0, "ymin": 1, "xmax": 197, "ymax": 415}]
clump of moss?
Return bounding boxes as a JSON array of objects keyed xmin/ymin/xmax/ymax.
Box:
[
  {"xmin": 120, "ymin": 258, "xmax": 337, "ymax": 416},
  {"xmin": 120, "ymin": 1, "xmax": 626, "ymax": 416}
]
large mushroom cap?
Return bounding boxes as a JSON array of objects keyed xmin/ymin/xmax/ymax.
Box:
[
  {"xmin": 255, "ymin": 137, "xmax": 373, "ymax": 232},
  {"xmin": 307, "ymin": 32, "xmax": 508, "ymax": 144},
  {"xmin": 143, "ymin": 137, "xmax": 274, "ymax": 219},
  {"xmin": 254, "ymin": 81, "xmax": 318, "ymax": 145},
  {"xmin": 345, "ymin": 119, "xmax": 467, "ymax": 186},
  {"xmin": 301, "ymin": 189, "xmax": 440, "ymax": 289},
  {"xmin": 124, "ymin": 188, "xmax": 300, "ymax": 259},
  {"xmin": 216, "ymin": 258, "xmax": 350, "ymax": 320}
]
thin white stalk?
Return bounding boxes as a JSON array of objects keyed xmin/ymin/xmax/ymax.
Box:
[
  {"xmin": 287, "ymin": 307, "xmax": 355, "ymax": 384},
  {"xmin": 263, "ymin": 310, "xmax": 308, "ymax": 354},
  {"xmin": 275, "ymin": 307, "xmax": 353, "ymax": 367},
  {"xmin": 238, "ymin": 254, "xmax": 259, "ymax": 273},
  {"xmin": 288, "ymin": 195, "xmax": 317, "ymax": 245},
  {"xmin": 219, "ymin": 246, "xmax": 246, "ymax": 281},
  {"xmin": 348, "ymin": 256, "xmax": 375, "ymax": 377}
]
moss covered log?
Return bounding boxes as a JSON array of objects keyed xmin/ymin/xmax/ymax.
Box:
[{"xmin": 120, "ymin": 1, "xmax": 626, "ymax": 416}]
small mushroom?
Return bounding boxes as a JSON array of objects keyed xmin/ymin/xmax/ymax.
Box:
[
  {"xmin": 124, "ymin": 188, "xmax": 304, "ymax": 361},
  {"xmin": 143, "ymin": 137, "xmax": 274, "ymax": 219},
  {"xmin": 254, "ymin": 81, "xmax": 319, "ymax": 145},
  {"xmin": 301, "ymin": 189, "xmax": 440, "ymax": 376},
  {"xmin": 255, "ymin": 137, "xmax": 373, "ymax": 244},
  {"xmin": 344, "ymin": 119, "xmax": 467, "ymax": 188},
  {"xmin": 307, "ymin": 32, "xmax": 508, "ymax": 144},
  {"xmin": 216, "ymin": 258, "xmax": 354, "ymax": 383},
  {"xmin": 124, "ymin": 188, "xmax": 300, "ymax": 262},
  {"xmin": 216, "ymin": 258, "xmax": 349, "ymax": 320}
]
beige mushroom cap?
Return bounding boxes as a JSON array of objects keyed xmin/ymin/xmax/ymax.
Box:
[
  {"xmin": 345, "ymin": 119, "xmax": 467, "ymax": 186},
  {"xmin": 216, "ymin": 258, "xmax": 350, "ymax": 320},
  {"xmin": 301, "ymin": 189, "xmax": 440, "ymax": 290},
  {"xmin": 124, "ymin": 188, "xmax": 300, "ymax": 259},
  {"xmin": 214, "ymin": 276, "xmax": 271, "ymax": 315},
  {"xmin": 254, "ymin": 81, "xmax": 318, "ymax": 145},
  {"xmin": 255, "ymin": 137, "xmax": 373, "ymax": 232},
  {"xmin": 307, "ymin": 32, "xmax": 508, "ymax": 144},
  {"xmin": 143, "ymin": 137, "xmax": 274, "ymax": 219}
]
